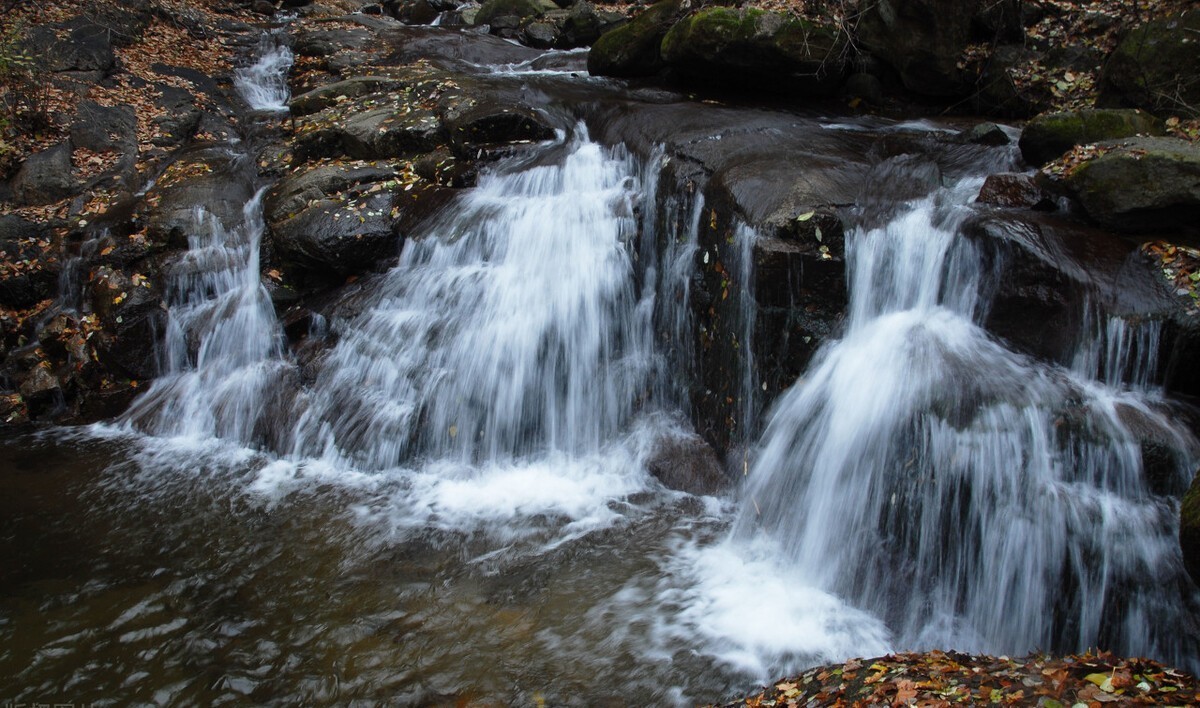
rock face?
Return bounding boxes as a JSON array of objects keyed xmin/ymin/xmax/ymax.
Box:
[
  {"xmin": 266, "ymin": 163, "xmax": 405, "ymax": 279},
  {"xmin": 11, "ymin": 142, "xmax": 79, "ymax": 205},
  {"xmin": 1018, "ymin": 109, "xmax": 1165, "ymax": 167},
  {"xmin": 659, "ymin": 8, "xmax": 849, "ymax": 95},
  {"xmin": 856, "ymin": 0, "xmax": 981, "ymax": 97},
  {"xmin": 1100, "ymin": 10, "xmax": 1200, "ymax": 114},
  {"xmin": 1062, "ymin": 137, "xmax": 1200, "ymax": 237}
]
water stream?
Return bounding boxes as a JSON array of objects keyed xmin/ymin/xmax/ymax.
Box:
[{"xmin": 2, "ymin": 26, "xmax": 1199, "ymax": 707}]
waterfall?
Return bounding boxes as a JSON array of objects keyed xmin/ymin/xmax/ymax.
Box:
[
  {"xmin": 120, "ymin": 191, "xmax": 292, "ymax": 444},
  {"xmin": 234, "ymin": 33, "xmax": 293, "ymax": 113},
  {"xmin": 282, "ymin": 131, "xmax": 656, "ymax": 471},
  {"xmin": 120, "ymin": 35, "xmax": 294, "ymax": 444},
  {"xmin": 732, "ymin": 173, "xmax": 1200, "ymax": 666}
]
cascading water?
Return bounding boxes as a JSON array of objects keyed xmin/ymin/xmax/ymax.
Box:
[
  {"xmin": 283, "ymin": 131, "xmax": 656, "ymax": 471},
  {"xmin": 120, "ymin": 192, "xmax": 292, "ymax": 444},
  {"xmin": 234, "ymin": 33, "xmax": 294, "ymax": 113},
  {"xmin": 732, "ymin": 167, "xmax": 1200, "ymax": 668}
]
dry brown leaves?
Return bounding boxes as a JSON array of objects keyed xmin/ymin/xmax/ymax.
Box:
[{"xmin": 717, "ymin": 650, "xmax": 1200, "ymax": 708}]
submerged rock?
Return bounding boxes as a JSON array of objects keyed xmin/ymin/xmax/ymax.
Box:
[{"xmin": 645, "ymin": 433, "xmax": 728, "ymax": 495}]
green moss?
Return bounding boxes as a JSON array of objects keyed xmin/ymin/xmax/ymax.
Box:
[{"xmin": 588, "ymin": 0, "xmax": 681, "ymax": 77}]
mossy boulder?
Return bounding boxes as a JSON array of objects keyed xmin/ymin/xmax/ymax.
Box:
[
  {"xmin": 475, "ymin": 0, "xmax": 558, "ymax": 28},
  {"xmin": 587, "ymin": 0, "xmax": 681, "ymax": 78},
  {"xmin": 1019, "ymin": 109, "xmax": 1166, "ymax": 166},
  {"xmin": 1181, "ymin": 470, "xmax": 1200, "ymax": 587},
  {"xmin": 659, "ymin": 8, "xmax": 849, "ymax": 95},
  {"xmin": 1062, "ymin": 136, "xmax": 1200, "ymax": 237},
  {"xmin": 1100, "ymin": 10, "xmax": 1200, "ymax": 115}
]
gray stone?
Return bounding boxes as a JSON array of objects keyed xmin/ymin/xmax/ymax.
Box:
[{"xmin": 11, "ymin": 142, "xmax": 79, "ymax": 205}]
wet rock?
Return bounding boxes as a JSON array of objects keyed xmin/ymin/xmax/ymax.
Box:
[
  {"xmin": 1062, "ymin": 137, "xmax": 1200, "ymax": 237},
  {"xmin": 446, "ymin": 106, "xmax": 555, "ymax": 156},
  {"xmin": 1100, "ymin": 10, "xmax": 1200, "ymax": 114},
  {"xmin": 293, "ymin": 27, "xmax": 375, "ymax": 57},
  {"xmin": 556, "ymin": 1, "xmax": 614, "ymax": 48},
  {"xmin": 151, "ymin": 86, "xmax": 205, "ymax": 148},
  {"xmin": 976, "ymin": 173, "xmax": 1055, "ymax": 210},
  {"xmin": 660, "ymin": 8, "xmax": 849, "ymax": 96},
  {"xmin": 87, "ymin": 266, "xmax": 166, "ymax": 381},
  {"xmin": 11, "ymin": 142, "xmax": 79, "ymax": 205},
  {"xmin": 18, "ymin": 361, "xmax": 62, "ymax": 418},
  {"xmin": 645, "ymin": 433, "xmax": 728, "ymax": 495},
  {"xmin": 289, "ymin": 76, "xmax": 412, "ymax": 117},
  {"xmin": 0, "ymin": 393, "xmax": 27, "ymax": 425},
  {"xmin": 1019, "ymin": 109, "xmax": 1165, "ymax": 167},
  {"xmin": 271, "ymin": 191, "xmax": 401, "ymax": 278},
  {"xmin": 141, "ymin": 153, "xmax": 257, "ymax": 248},
  {"xmin": 966, "ymin": 122, "xmax": 1011, "ymax": 146},
  {"xmin": 521, "ymin": 21, "xmax": 559, "ymax": 49},
  {"xmin": 587, "ymin": 0, "xmax": 681, "ymax": 78},
  {"xmin": 0, "ymin": 218, "xmax": 59, "ymax": 310},
  {"xmin": 296, "ymin": 105, "xmax": 443, "ymax": 161},
  {"xmin": 267, "ymin": 163, "xmax": 397, "ymax": 223},
  {"xmin": 857, "ymin": 0, "xmax": 981, "ymax": 98},
  {"xmin": 1181, "ymin": 470, "xmax": 1200, "ymax": 587},
  {"xmin": 963, "ymin": 209, "xmax": 1187, "ymax": 367}
]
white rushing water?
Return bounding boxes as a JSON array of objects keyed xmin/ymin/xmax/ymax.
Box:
[
  {"xmin": 284, "ymin": 131, "xmax": 657, "ymax": 470},
  {"xmin": 234, "ymin": 33, "xmax": 294, "ymax": 112},
  {"xmin": 729, "ymin": 172, "xmax": 1200, "ymax": 666},
  {"xmin": 120, "ymin": 191, "xmax": 291, "ymax": 444}
]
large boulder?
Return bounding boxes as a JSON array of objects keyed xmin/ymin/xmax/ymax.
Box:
[
  {"xmin": 474, "ymin": 0, "xmax": 558, "ymax": 29},
  {"xmin": 659, "ymin": 8, "xmax": 849, "ymax": 95},
  {"xmin": 587, "ymin": 0, "xmax": 681, "ymax": 78},
  {"xmin": 1018, "ymin": 109, "xmax": 1165, "ymax": 167},
  {"xmin": 1062, "ymin": 137, "xmax": 1200, "ymax": 237},
  {"xmin": 1100, "ymin": 10, "xmax": 1200, "ymax": 115},
  {"xmin": 10, "ymin": 142, "xmax": 79, "ymax": 205},
  {"xmin": 856, "ymin": 0, "xmax": 982, "ymax": 98}
]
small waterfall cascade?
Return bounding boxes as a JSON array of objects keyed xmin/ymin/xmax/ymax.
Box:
[
  {"xmin": 120, "ymin": 192, "xmax": 291, "ymax": 444},
  {"xmin": 119, "ymin": 30, "xmax": 296, "ymax": 444},
  {"xmin": 234, "ymin": 32, "xmax": 294, "ymax": 113},
  {"xmin": 284, "ymin": 131, "xmax": 661, "ymax": 470},
  {"xmin": 734, "ymin": 174, "xmax": 1200, "ymax": 666},
  {"xmin": 1072, "ymin": 306, "xmax": 1164, "ymax": 392}
]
